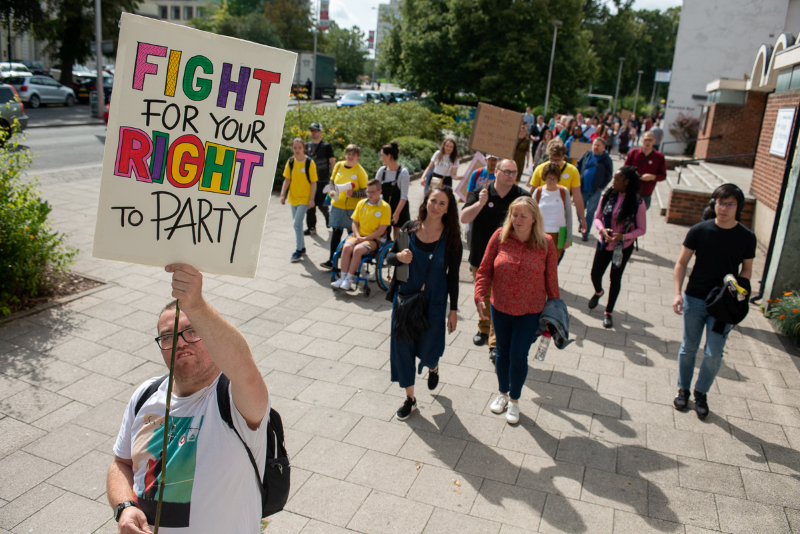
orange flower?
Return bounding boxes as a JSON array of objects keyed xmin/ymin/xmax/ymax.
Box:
[
  {"xmin": 779, "ymin": 315, "xmax": 786, "ymax": 320},
  {"xmin": 29, "ymin": 235, "xmax": 34, "ymax": 239},
  {"xmin": 776, "ymin": 299, "xmax": 782, "ymax": 303},
  {"xmin": 794, "ymin": 309, "xmax": 799, "ymax": 313},
  {"xmin": 768, "ymin": 299, "xmax": 773, "ymax": 303},
  {"xmin": 786, "ymin": 292, "xmax": 793, "ymax": 296}
]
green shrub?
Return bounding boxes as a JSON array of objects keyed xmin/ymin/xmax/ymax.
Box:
[
  {"xmin": 272, "ymin": 146, "xmax": 293, "ymax": 192},
  {"xmin": 282, "ymin": 101, "xmax": 442, "ymax": 154},
  {"xmin": 392, "ymin": 136, "xmax": 438, "ymax": 168},
  {"xmin": 398, "ymin": 155, "xmax": 421, "ymax": 173},
  {"xmin": 765, "ymin": 291, "xmax": 800, "ymax": 345},
  {"xmin": 0, "ymin": 138, "xmax": 76, "ymax": 315},
  {"xmin": 359, "ymin": 148, "xmax": 382, "ymax": 178}
]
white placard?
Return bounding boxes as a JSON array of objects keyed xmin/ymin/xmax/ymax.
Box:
[
  {"xmin": 93, "ymin": 14, "xmax": 296, "ymax": 277},
  {"xmin": 770, "ymin": 108, "xmax": 796, "ymax": 158}
]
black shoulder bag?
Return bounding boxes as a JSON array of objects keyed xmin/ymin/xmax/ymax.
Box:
[{"xmin": 392, "ymin": 233, "xmax": 442, "ymax": 345}]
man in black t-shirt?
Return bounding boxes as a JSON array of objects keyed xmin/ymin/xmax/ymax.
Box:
[
  {"xmin": 672, "ymin": 184, "xmax": 756, "ymax": 419},
  {"xmin": 305, "ymin": 122, "xmax": 336, "ymax": 235},
  {"xmin": 461, "ymin": 159, "xmax": 531, "ymax": 360}
]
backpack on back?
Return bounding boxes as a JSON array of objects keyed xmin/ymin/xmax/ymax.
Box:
[
  {"xmin": 289, "ymin": 156, "xmax": 312, "ymax": 182},
  {"xmin": 134, "ymin": 374, "xmax": 290, "ymax": 518}
]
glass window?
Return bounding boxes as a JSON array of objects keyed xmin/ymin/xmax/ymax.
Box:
[
  {"xmin": 776, "ymin": 68, "xmax": 792, "ymax": 93},
  {"xmin": 171, "ymin": 6, "xmax": 180, "ymax": 19},
  {"xmin": 159, "ymin": 5, "xmax": 168, "ymax": 19},
  {"xmin": 184, "ymin": 6, "xmax": 193, "ymax": 19},
  {"xmin": 790, "ymin": 65, "xmax": 800, "ymax": 91},
  {"xmin": 0, "ymin": 87, "xmax": 15, "ymax": 103}
]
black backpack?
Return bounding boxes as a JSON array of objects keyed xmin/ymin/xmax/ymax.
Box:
[
  {"xmin": 134, "ymin": 373, "xmax": 290, "ymax": 518},
  {"xmin": 288, "ymin": 156, "xmax": 312, "ymax": 182}
]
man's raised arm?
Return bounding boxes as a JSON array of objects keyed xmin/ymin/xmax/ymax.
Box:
[{"xmin": 166, "ymin": 263, "xmax": 269, "ymax": 429}]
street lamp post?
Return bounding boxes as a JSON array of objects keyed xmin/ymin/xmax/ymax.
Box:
[
  {"xmin": 543, "ymin": 20, "xmax": 562, "ymax": 117},
  {"xmin": 311, "ymin": 0, "xmax": 319, "ymax": 101},
  {"xmin": 93, "ymin": 0, "xmax": 104, "ymax": 118},
  {"xmin": 612, "ymin": 57, "xmax": 625, "ymax": 117},
  {"xmin": 371, "ymin": 7, "xmax": 379, "ymax": 89},
  {"xmin": 633, "ymin": 69, "xmax": 643, "ymax": 117}
]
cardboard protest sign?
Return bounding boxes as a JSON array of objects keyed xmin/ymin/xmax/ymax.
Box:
[
  {"xmin": 455, "ymin": 152, "xmax": 487, "ymax": 202},
  {"xmin": 93, "ymin": 14, "xmax": 296, "ymax": 277},
  {"xmin": 620, "ymin": 109, "xmax": 633, "ymax": 123},
  {"xmin": 468, "ymin": 103, "xmax": 522, "ymax": 160},
  {"xmin": 570, "ymin": 141, "xmax": 592, "ymax": 161}
]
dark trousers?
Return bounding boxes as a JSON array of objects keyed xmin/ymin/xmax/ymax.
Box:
[
  {"xmin": 490, "ymin": 306, "xmax": 541, "ymax": 400},
  {"xmin": 590, "ymin": 244, "xmax": 634, "ymax": 313},
  {"xmin": 329, "ymin": 228, "xmax": 345, "ymax": 261},
  {"xmin": 306, "ymin": 182, "xmax": 330, "ymax": 230}
]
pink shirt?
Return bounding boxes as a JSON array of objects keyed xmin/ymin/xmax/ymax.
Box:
[
  {"xmin": 475, "ymin": 230, "xmax": 560, "ymax": 316},
  {"xmin": 593, "ymin": 193, "xmax": 647, "ymax": 251}
]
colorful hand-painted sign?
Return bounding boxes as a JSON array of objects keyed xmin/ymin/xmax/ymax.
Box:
[{"xmin": 93, "ymin": 14, "xmax": 296, "ymax": 277}]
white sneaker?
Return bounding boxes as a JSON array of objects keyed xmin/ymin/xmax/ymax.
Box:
[
  {"xmin": 331, "ymin": 276, "xmax": 344, "ymax": 289},
  {"xmin": 490, "ymin": 395, "xmax": 508, "ymax": 414},
  {"xmin": 340, "ymin": 277, "xmax": 352, "ymax": 291},
  {"xmin": 366, "ymin": 272, "xmax": 376, "ymax": 281},
  {"xmin": 506, "ymin": 402, "xmax": 520, "ymax": 424}
]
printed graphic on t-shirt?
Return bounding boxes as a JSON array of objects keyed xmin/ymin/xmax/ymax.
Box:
[{"xmin": 132, "ymin": 413, "xmax": 204, "ymax": 528}]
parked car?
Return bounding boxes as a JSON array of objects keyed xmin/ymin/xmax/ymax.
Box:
[
  {"xmin": 5, "ymin": 75, "xmax": 76, "ymax": 108},
  {"xmin": 71, "ymin": 72, "xmax": 112, "ymax": 104},
  {"xmin": 19, "ymin": 60, "xmax": 50, "ymax": 77},
  {"xmin": 0, "ymin": 62, "xmax": 33, "ymax": 79},
  {"xmin": 365, "ymin": 91, "xmax": 386, "ymax": 103},
  {"xmin": 0, "ymin": 83, "xmax": 28, "ymax": 145},
  {"xmin": 336, "ymin": 91, "xmax": 367, "ymax": 108}
]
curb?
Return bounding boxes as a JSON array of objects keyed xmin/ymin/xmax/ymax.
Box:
[
  {"xmin": 27, "ymin": 120, "xmax": 106, "ymax": 129},
  {"xmin": 0, "ymin": 273, "xmax": 111, "ymax": 325}
]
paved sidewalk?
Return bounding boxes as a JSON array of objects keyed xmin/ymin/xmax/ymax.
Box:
[{"xmin": 2, "ymin": 160, "xmax": 800, "ymax": 534}]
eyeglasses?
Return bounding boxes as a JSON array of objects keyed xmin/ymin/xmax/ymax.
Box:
[
  {"xmin": 716, "ymin": 201, "xmax": 737, "ymax": 210},
  {"xmin": 155, "ymin": 327, "xmax": 201, "ymax": 350},
  {"xmin": 498, "ymin": 169, "xmax": 518, "ymax": 177}
]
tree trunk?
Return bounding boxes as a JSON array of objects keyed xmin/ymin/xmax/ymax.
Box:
[{"xmin": 59, "ymin": 52, "xmax": 75, "ymax": 87}]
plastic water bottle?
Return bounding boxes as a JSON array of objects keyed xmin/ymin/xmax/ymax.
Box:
[{"xmin": 534, "ymin": 335, "xmax": 550, "ymax": 362}]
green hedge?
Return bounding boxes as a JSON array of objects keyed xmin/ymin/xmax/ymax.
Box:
[
  {"xmin": 275, "ymin": 101, "xmax": 444, "ymax": 190},
  {"xmin": 393, "ymin": 136, "xmax": 438, "ymax": 173},
  {"xmin": 0, "ymin": 138, "xmax": 76, "ymax": 315}
]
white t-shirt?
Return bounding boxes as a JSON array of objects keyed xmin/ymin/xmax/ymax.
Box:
[
  {"xmin": 114, "ymin": 374, "xmax": 269, "ymax": 533},
  {"xmin": 538, "ymin": 188, "xmax": 566, "ymax": 233},
  {"xmin": 430, "ymin": 150, "xmax": 455, "ymax": 176}
]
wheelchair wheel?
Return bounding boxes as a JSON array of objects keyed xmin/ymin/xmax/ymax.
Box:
[
  {"xmin": 363, "ymin": 285, "xmax": 371, "ymax": 297},
  {"xmin": 376, "ymin": 243, "xmax": 394, "ymax": 291}
]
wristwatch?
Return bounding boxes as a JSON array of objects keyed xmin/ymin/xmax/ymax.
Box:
[{"xmin": 114, "ymin": 500, "xmax": 139, "ymax": 522}]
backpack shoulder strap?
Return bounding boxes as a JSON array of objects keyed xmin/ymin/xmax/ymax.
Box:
[
  {"xmin": 216, "ymin": 374, "xmax": 265, "ymax": 500},
  {"xmin": 558, "ymin": 185, "xmax": 567, "ymax": 205},
  {"xmin": 534, "ymin": 186, "xmax": 542, "ymax": 203},
  {"xmin": 134, "ymin": 375, "xmax": 168, "ymax": 417},
  {"xmin": 304, "ymin": 156, "xmax": 311, "ymax": 177}
]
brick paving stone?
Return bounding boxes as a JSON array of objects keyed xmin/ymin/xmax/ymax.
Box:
[
  {"xmin": 715, "ymin": 494, "xmax": 791, "ymax": 534},
  {"xmin": 12, "ymin": 491, "xmax": 110, "ymax": 534},
  {"xmin": 347, "ymin": 490, "xmax": 433, "ymax": 534},
  {"xmin": 345, "ymin": 450, "xmax": 421, "ymax": 497},
  {"xmin": 539, "ymin": 493, "xmax": 613, "ymax": 534},
  {"xmin": 285, "ymin": 473, "xmax": 371, "ymax": 527},
  {"xmin": 677, "ymin": 456, "xmax": 746, "ymax": 498}
]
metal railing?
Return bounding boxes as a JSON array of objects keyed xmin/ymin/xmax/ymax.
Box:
[
  {"xmin": 660, "ymin": 135, "xmax": 723, "ymax": 149},
  {"xmin": 674, "ymin": 153, "xmax": 756, "ymax": 184}
]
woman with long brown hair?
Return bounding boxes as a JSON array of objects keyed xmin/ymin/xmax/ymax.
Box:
[
  {"xmin": 387, "ymin": 185, "xmax": 463, "ymax": 421},
  {"xmin": 475, "ymin": 197, "xmax": 559, "ymax": 424},
  {"xmin": 421, "ymin": 136, "xmax": 459, "ymax": 191}
]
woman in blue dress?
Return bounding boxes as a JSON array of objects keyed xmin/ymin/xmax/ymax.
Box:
[{"xmin": 386, "ymin": 185, "xmax": 463, "ymax": 420}]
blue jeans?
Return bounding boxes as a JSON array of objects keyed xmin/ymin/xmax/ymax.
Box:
[
  {"xmin": 490, "ymin": 306, "xmax": 541, "ymax": 400},
  {"xmin": 677, "ymin": 294, "xmax": 732, "ymax": 393},
  {"xmin": 290, "ymin": 204, "xmax": 309, "ymax": 252},
  {"xmin": 583, "ymin": 188, "xmax": 603, "ymax": 235},
  {"xmin": 642, "ymin": 195, "xmax": 652, "ymax": 210}
]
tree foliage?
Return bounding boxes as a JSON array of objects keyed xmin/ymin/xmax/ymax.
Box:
[
  {"xmin": 0, "ymin": 0, "xmax": 44, "ymax": 35},
  {"xmin": 262, "ymin": 0, "xmax": 314, "ymax": 50},
  {"xmin": 384, "ymin": 0, "xmax": 679, "ymax": 113},
  {"xmin": 320, "ymin": 21, "xmax": 367, "ymax": 83},
  {"xmin": 190, "ymin": 2, "xmax": 283, "ymax": 48},
  {"xmin": 34, "ymin": 0, "xmax": 139, "ymax": 86}
]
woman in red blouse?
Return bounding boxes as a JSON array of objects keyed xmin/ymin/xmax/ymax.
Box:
[{"xmin": 475, "ymin": 197, "xmax": 560, "ymax": 424}]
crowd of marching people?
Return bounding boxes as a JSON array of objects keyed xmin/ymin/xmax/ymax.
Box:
[{"xmin": 278, "ymin": 109, "xmax": 753, "ymax": 426}]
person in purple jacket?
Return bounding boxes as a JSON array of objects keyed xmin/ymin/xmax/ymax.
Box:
[{"xmin": 587, "ymin": 167, "xmax": 647, "ymax": 328}]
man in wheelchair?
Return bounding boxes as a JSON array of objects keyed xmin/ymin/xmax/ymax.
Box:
[{"xmin": 332, "ymin": 179, "xmax": 392, "ymax": 290}]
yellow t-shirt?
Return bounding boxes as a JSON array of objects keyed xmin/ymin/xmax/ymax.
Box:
[
  {"xmin": 352, "ymin": 198, "xmax": 391, "ymax": 237},
  {"xmin": 330, "ymin": 162, "xmax": 369, "ymax": 210},
  {"xmin": 529, "ymin": 161, "xmax": 581, "ymax": 191},
  {"xmin": 283, "ymin": 156, "xmax": 318, "ymax": 206}
]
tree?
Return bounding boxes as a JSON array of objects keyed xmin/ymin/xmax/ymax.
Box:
[
  {"xmin": 0, "ymin": 0, "xmax": 44, "ymax": 36},
  {"xmin": 34, "ymin": 0, "xmax": 139, "ymax": 86},
  {"xmin": 263, "ymin": 0, "xmax": 314, "ymax": 50},
  {"xmin": 190, "ymin": 3, "xmax": 283, "ymax": 48},
  {"xmin": 321, "ymin": 21, "xmax": 366, "ymax": 83},
  {"xmin": 384, "ymin": 0, "xmax": 597, "ymax": 109}
]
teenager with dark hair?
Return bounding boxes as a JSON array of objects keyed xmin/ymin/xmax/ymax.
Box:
[
  {"xmin": 387, "ymin": 185, "xmax": 463, "ymax": 420},
  {"xmin": 673, "ymin": 183, "xmax": 755, "ymax": 419},
  {"xmin": 588, "ymin": 166, "xmax": 647, "ymax": 328},
  {"xmin": 421, "ymin": 137, "xmax": 459, "ymax": 190},
  {"xmin": 377, "ymin": 141, "xmax": 410, "ymax": 237}
]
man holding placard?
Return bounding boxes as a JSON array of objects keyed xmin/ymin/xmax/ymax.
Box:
[{"xmin": 108, "ymin": 264, "xmax": 270, "ymax": 533}]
